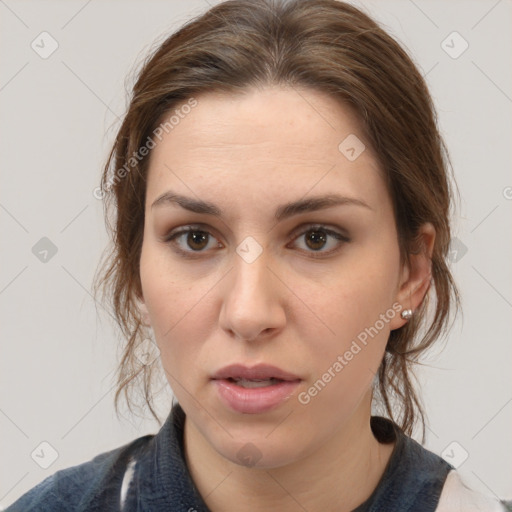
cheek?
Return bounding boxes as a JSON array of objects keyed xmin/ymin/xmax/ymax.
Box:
[
  {"xmin": 139, "ymin": 245, "xmax": 210, "ymax": 372},
  {"xmin": 293, "ymin": 243, "xmax": 400, "ymax": 392},
  {"xmin": 302, "ymin": 254, "xmax": 399, "ymax": 345}
]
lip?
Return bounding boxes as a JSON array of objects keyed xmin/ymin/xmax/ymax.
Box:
[
  {"xmin": 212, "ymin": 379, "xmax": 301, "ymax": 414},
  {"xmin": 211, "ymin": 364, "xmax": 302, "ymax": 414},
  {"xmin": 212, "ymin": 363, "xmax": 301, "ymax": 381}
]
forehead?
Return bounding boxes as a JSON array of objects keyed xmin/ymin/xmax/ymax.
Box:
[
  {"xmin": 146, "ymin": 86, "xmax": 388, "ymax": 215},
  {"xmin": 152, "ymin": 86, "xmax": 369, "ymax": 159}
]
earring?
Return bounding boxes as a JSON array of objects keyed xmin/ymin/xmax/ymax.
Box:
[{"xmin": 401, "ymin": 309, "xmax": 413, "ymax": 320}]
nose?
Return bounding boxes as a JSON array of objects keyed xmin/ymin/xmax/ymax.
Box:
[{"xmin": 218, "ymin": 250, "xmax": 286, "ymax": 342}]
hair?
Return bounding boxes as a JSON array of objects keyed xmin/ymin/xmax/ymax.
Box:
[{"xmin": 93, "ymin": 0, "xmax": 460, "ymax": 442}]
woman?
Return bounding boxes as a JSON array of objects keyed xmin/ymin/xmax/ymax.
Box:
[{"xmin": 7, "ymin": 0, "xmax": 510, "ymax": 510}]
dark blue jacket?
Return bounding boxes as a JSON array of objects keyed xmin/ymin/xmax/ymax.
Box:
[{"xmin": 5, "ymin": 403, "xmax": 509, "ymax": 511}]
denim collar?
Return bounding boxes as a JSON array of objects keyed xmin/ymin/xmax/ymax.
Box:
[
  {"xmin": 124, "ymin": 403, "xmax": 452, "ymax": 512},
  {"xmin": 124, "ymin": 402, "xmax": 210, "ymax": 512}
]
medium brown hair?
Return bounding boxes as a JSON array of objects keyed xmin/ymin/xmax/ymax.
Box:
[{"xmin": 93, "ymin": 0, "xmax": 460, "ymax": 442}]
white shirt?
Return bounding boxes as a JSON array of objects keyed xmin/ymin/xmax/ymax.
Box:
[{"xmin": 436, "ymin": 470, "xmax": 509, "ymax": 511}]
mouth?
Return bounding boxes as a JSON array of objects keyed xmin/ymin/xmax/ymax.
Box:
[
  {"xmin": 212, "ymin": 363, "xmax": 301, "ymax": 382},
  {"xmin": 224, "ymin": 377, "xmax": 285, "ymax": 388},
  {"xmin": 211, "ymin": 364, "xmax": 302, "ymax": 414}
]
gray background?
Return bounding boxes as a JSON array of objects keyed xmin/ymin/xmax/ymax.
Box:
[{"xmin": 1, "ymin": 0, "xmax": 511, "ymax": 507}]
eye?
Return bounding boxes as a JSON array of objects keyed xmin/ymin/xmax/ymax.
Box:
[
  {"xmin": 164, "ymin": 223, "xmax": 350, "ymax": 259},
  {"xmin": 165, "ymin": 225, "xmax": 222, "ymax": 256},
  {"xmin": 289, "ymin": 225, "xmax": 350, "ymax": 257}
]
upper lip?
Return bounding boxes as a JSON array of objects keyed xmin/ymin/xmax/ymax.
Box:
[{"xmin": 212, "ymin": 364, "xmax": 301, "ymax": 381}]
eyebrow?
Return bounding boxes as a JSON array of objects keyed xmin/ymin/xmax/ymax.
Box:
[{"xmin": 151, "ymin": 191, "xmax": 373, "ymax": 221}]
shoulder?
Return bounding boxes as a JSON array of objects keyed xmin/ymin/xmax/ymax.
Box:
[
  {"xmin": 368, "ymin": 417, "xmax": 510, "ymax": 512},
  {"xmin": 5, "ymin": 434, "xmax": 154, "ymax": 512},
  {"xmin": 436, "ymin": 470, "xmax": 511, "ymax": 512}
]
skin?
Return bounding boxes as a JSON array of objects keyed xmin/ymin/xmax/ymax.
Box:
[{"xmin": 138, "ymin": 85, "xmax": 434, "ymax": 512}]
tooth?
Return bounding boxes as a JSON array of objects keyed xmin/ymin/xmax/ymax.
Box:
[{"xmin": 234, "ymin": 378, "xmax": 279, "ymax": 388}]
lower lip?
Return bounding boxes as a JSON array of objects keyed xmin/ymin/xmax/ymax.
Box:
[{"xmin": 212, "ymin": 379, "xmax": 301, "ymax": 414}]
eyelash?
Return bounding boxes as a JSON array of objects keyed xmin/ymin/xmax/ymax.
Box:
[{"xmin": 164, "ymin": 223, "xmax": 350, "ymax": 259}]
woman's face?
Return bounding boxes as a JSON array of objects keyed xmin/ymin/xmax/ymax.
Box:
[{"xmin": 139, "ymin": 86, "xmax": 416, "ymax": 468}]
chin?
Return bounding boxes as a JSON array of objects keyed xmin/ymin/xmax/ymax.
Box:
[{"xmin": 210, "ymin": 428, "xmax": 308, "ymax": 470}]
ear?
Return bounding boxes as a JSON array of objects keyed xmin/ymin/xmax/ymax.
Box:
[
  {"xmin": 135, "ymin": 293, "xmax": 151, "ymax": 327},
  {"xmin": 389, "ymin": 222, "xmax": 435, "ymax": 330}
]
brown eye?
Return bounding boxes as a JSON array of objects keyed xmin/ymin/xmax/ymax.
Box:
[
  {"xmin": 304, "ymin": 229, "xmax": 328, "ymax": 251},
  {"xmin": 186, "ymin": 230, "xmax": 209, "ymax": 250},
  {"xmin": 290, "ymin": 225, "xmax": 350, "ymax": 257},
  {"xmin": 165, "ymin": 223, "xmax": 349, "ymax": 259},
  {"xmin": 166, "ymin": 226, "xmax": 222, "ymax": 256}
]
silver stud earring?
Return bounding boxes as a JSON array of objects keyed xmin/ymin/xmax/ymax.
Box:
[{"xmin": 401, "ymin": 309, "xmax": 413, "ymax": 320}]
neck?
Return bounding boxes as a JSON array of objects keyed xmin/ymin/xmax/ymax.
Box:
[{"xmin": 183, "ymin": 392, "xmax": 396, "ymax": 512}]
